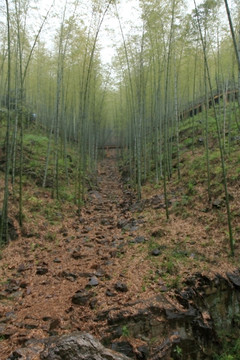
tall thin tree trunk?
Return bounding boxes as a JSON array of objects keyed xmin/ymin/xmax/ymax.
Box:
[{"xmin": 0, "ymin": 0, "xmax": 11, "ymax": 245}]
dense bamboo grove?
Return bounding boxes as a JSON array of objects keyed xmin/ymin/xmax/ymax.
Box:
[{"xmin": 0, "ymin": 0, "xmax": 240, "ymax": 255}]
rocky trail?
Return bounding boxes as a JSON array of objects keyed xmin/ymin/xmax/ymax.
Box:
[
  {"xmin": 0, "ymin": 150, "xmax": 240, "ymax": 359},
  {"xmin": 0, "ymin": 150, "xmax": 148, "ymax": 359}
]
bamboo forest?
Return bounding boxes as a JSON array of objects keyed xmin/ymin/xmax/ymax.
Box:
[{"xmin": 1, "ymin": 0, "xmax": 240, "ymax": 359}]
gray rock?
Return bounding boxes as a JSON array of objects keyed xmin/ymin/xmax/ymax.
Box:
[
  {"xmin": 112, "ymin": 341, "xmax": 134, "ymax": 358},
  {"xmin": 53, "ymin": 258, "xmax": 61, "ymax": 263},
  {"xmin": 151, "ymin": 248, "xmax": 161, "ymax": 256},
  {"xmin": 133, "ymin": 236, "xmax": 145, "ymax": 244},
  {"xmin": 106, "ymin": 289, "xmax": 116, "ymax": 297},
  {"xmin": 212, "ymin": 199, "xmax": 223, "ymax": 209},
  {"xmin": 227, "ymin": 272, "xmax": 240, "ymax": 288},
  {"xmin": 41, "ymin": 332, "xmax": 130, "ymax": 360},
  {"xmin": 36, "ymin": 267, "xmax": 48, "ymax": 275},
  {"xmin": 7, "ymin": 333, "xmax": 130, "ymax": 360},
  {"xmin": 137, "ymin": 345, "xmax": 149, "ymax": 359},
  {"xmin": 151, "ymin": 228, "xmax": 165, "ymax": 238},
  {"xmin": 114, "ymin": 282, "xmax": 128, "ymax": 292},
  {"xmin": 88, "ymin": 276, "xmax": 99, "ymax": 287},
  {"xmin": 72, "ymin": 290, "xmax": 93, "ymax": 306}
]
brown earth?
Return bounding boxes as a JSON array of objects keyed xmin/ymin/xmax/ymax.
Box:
[{"xmin": 0, "ymin": 149, "xmax": 239, "ymax": 359}]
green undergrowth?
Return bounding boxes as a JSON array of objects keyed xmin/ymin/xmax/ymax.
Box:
[
  {"xmin": 22, "ymin": 131, "xmax": 77, "ymax": 190},
  {"xmin": 0, "ymin": 121, "xmax": 98, "ymax": 228},
  {"xmin": 214, "ymin": 337, "xmax": 240, "ymax": 360},
  {"xmin": 146, "ymin": 102, "xmax": 240, "ymax": 207}
]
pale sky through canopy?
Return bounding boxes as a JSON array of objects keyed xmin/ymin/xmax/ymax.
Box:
[
  {"xmin": 37, "ymin": 0, "xmax": 231, "ymax": 65},
  {"xmin": 39, "ymin": 0, "xmax": 143, "ymax": 64}
]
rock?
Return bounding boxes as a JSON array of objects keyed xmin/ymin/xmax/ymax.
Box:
[
  {"xmin": 130, "ymin": 201, "xmax": 145, "ymax": 212},
  {"xmin": 71, "ymin": 250, "xmax": 83, "ymax": 260},
  {"xmin": 114, "ymin": 282, "xmax": 128, "ymax": 292},
  {"xmin": 137, "ymin": 345, "xmax": 149, "ymax": 360},
  {"xmin": 111, "ymin": 341, "xmax": 134, "ymax": 358},
  {"xmin": 151, "ymin": 228, "xmax": 165, "ymax": 238},
  {"xmin": 49, "ymin": 319, "xmax": 60, "ymax": 331},
  {"xmin": 60, "ymin": 271, "xmax": 77, "ymax": 281},
  {"xmin": 5, "ymin": 279, "xmax": 19, "ymax": 293},
  {"xmin": 7, "ymin": 333, "xmax": 130, "ymax": 360},
  {"xmin": 17, "ymin": 264, "xmax": 27, "ymax": 273},
  {"xmin": 7, "ymin": 341, "xmax": 45, "ymax": 360},
  {"xmin": 53, "ymin": 258, "xmax": 61, "ymax": 263},
  {"xmin": 160, "ymin": 286, "xmax": 168, "ymax": 292},
  {"xmin": 106, "ymin": 289, "xmax": 117, "ymax": 297},
  {"xmin": 88, "ymin": 276, "xmax": 99, "ymax": 287},
  {"xmin": 89, "ymin": 298, "xmax": 98, "ymax": 309},
  {"xmin": 212, "ymin": 199, "xmax": 223, "ymax": 209},
  {"xmin": 95, "ymin": 268, "xmax": 105, "ymax": 277},
  {"xmin": 78, "ymin": 272, "xmax": 93, "ymax": 278},
  {"xmin": 117, "ymin": 219, "xmax": 128, "ymax": 229},
  {"xmin": 0, "ymin": 323, "xmax": 7, "ymax": 336},
  {"xmin": 72, "ymin": 290, "xmax": 93, "ymax": 306},
  {"xmin": 36, "ymin": 267, "xmax": 48, "ymax": 275},
  {"xmin": 20, "ymin": 281, "xmax": 28, "ymax": 289},
  {"xmin": 0, "ymin": 324, "xmax": 16, "ymax": 339},
  {"xmin": 227, "ymin": 272, "xmax": 240, "ymax": 288},
  {"xmin": 150, "ymin": 194, "xmax": 164, "ymax": 205},
  {"xmin": 5, "ymin": 311, "xmax": 16, "ymax": 320},
  {"xmin": 151, "ymin": 248, "xmax": 161, "ymax": 256},
  {"xmin": 24, "ymin": 323, "xmax": 39, "ymax": 330},
  {"xmin": 133, "ymin": 236, "xmax": 145, "ymax": 244},
  {"xmin": 40, "ymin": 332, "xmax": 130, "ymax": 360},
  {"xmin": 117, "ymin": 219, "xmax": 138, "ymax": 232}
]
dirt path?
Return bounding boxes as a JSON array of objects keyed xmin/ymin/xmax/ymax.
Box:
[{"xmin": 0, "ymin": 150, "xmax": 144, "ymax": 359}]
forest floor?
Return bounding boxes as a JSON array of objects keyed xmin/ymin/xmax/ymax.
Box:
[{"xmin": 0, "ymin": 148, "xmax": 239, "ymax": 359}]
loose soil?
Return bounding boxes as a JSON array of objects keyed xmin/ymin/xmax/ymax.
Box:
[{"xmin": 0, "ymin": 149, "xmax": 239, "ymax": 359}]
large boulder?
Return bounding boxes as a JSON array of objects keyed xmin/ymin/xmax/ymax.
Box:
[{"xmin": 8, "ymin": 332, "xmax": 131, "ymax": 360}]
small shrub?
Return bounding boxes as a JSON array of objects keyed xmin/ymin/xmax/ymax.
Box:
[{"xmin": 122, "ymin": 325, "xmax": 130, "ymax": 337}]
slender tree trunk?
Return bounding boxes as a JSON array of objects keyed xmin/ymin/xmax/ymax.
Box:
[
  {"xmin": 204, "ymin": 61, "xmax": 211, "ymax": 202},
  {"xmin": 0, "ymin": 0, "xmax": 11, "ymax": 245},
  {"xmin": 163, "ymin": 0, "xmax": 176, "ymax": 219}
]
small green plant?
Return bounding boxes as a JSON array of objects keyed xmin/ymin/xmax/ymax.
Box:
[
  {"xmin": 122, "ymin": 325, "xmax": 130, "ymax": 337},
  {"xmin": 173, "ymin": 345, "xmax": 182, "ymax": 358},
  {"xmin": 187, "ymin": 181, "xmax": 196, "ymax": 195},
  {"xmin": 165, "ymin": 259, "xmax": 175, "ymax": 274},
  {"xmin": 45, "ymin": 232, "xmax": 57, "ymax": 242},
  {"xmin": 167, "ymin": 275, "xmax": 181, "ymax": 289},
  {"xmin": 181, "ymin": 195, "xmax": 190, "ymax": 206},
  {"xmin": 30, "ymin": 242, "xmax": 39, "ymax": 251},
  {"xmin": 28, "ymin": 196, "xmax": 43, "ymax": 211}
]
